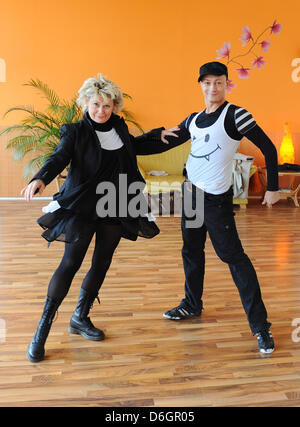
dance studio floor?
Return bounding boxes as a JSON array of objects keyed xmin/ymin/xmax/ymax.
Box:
[{"xmin": 0, "ymin": 199, "xmax": 300, "ymax": 407}]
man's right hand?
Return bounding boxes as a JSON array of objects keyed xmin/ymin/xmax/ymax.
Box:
[
  {"xmin": 21, "ymin": 179, "xmax": 45, "ymax": 201},
  {"xmin": 161, "ymin": 126, "xmax": 181, "ymax": 144}
]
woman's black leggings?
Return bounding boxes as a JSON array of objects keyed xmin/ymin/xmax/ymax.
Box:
[{"xmin": 47, "ymin": 222, "xmax": 122, "ymax": 302}]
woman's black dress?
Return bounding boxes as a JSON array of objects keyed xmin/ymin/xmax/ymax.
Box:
[{"xmin": 36, "ymin": 115, "xmax": 159, "ymax": 244}]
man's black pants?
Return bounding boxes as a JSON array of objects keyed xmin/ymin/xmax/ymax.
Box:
[{"xmin": 180, "ymin": 182, "xmax": 271, "ymax": 334}]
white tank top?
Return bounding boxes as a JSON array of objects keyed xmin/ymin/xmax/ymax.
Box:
[{"xmin": 186, "ymin": 103, "xmax": 240, "ymax": 194}]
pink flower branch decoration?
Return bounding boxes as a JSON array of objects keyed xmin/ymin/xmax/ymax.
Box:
[
  {"xmin": 216, "ymin": 19, "xmax": 282, "ymax": 91},
  {"xmin": 260, "ymin": 39, "xmax": 271, "ymax": 52},
  {"xmin": 236, "ymin": 67, "xmax": 251, "ymax": 78},
  {"xmin": 270, "ymin": 20, "xmax": 282, "ymax": 35},
  {"xmin": 216, "ymin": 42, "xmax": 231, "ymax": 60},
  {"xmin": 239, "ymin": 26, "xmax": 252, "ymax": 46},
  {"xmin": 252, "ymin": 56, "xmax": 266, "ymax": 69},
  {"xmin": 226, "ymin": 79, "xmax": 236, "ymax": 93}
]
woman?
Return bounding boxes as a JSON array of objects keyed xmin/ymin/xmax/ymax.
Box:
[{"xmin": 22, "ymin": 74, "xmax": 165, "ymax": 363}]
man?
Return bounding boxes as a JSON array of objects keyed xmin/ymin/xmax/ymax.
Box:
[{"xmin": 159, "ymin": 61, "xmax": 280, "ymax": 354}]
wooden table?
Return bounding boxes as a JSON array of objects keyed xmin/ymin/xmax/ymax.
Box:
[{"xmin": 258, "ymin": 167, "xmax": 300, "ymax": 207}]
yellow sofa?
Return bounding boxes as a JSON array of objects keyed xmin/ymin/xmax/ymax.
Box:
[{"xmin": 137, "ymin": 141, "xmax": 257, "ymax": 208}]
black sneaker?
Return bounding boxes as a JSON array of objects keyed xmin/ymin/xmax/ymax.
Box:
[
  {"xmin": 163, "ymin": 304, "xmax": 202, "ymax": 320},
  {"xmin": 256, "ymin": 329, "xmax": 274, "ymax": 354}
]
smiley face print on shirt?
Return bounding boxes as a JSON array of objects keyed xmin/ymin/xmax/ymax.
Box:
[{"xmin": 190, "ymin": 133, "xmax": 221, "ymax": 161}]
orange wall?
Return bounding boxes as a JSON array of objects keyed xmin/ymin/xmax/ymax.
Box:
[
  {"xmin": 0, "ymin": 0, "xmax": 299, "ymax": 196},
  {"xmin": 1, "ymin": 0, "xmax": 299, "ymax": 130}
]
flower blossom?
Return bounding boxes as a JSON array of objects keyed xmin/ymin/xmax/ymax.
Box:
[
  {"xmin": 216, "ymin": 42, "xmax": 231, "ymax": 59},
  {"xmin": 236, "ymin": 67, "xmax": 251, "ymax": 78},
  {"xmin": 270, "ymin": 20, "xmax": 282, "ymax": 34},
  {"xmin": 252, "ymin": 56, "xmax": 266, "ymax": 70},
  {"xmin": 260, "ymin": 39, "xmax": 271, "ymax": 52},
  {"xmin": 226, "ymin": 79, "xmax": 236, "ymax": 93},
  {"xmin": 239, "ymin": 26, "xmax": 252, "ymax": 46},
  {"xmin": 252, "ymin": 56, "xmax": 266, "ymax": 69}
]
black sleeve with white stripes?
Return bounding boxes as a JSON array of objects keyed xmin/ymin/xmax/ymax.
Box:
[{"xmin": 234, "ymin": 107, "xmax": 257, "ymax": 135}]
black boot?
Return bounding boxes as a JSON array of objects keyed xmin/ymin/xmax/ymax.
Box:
[
  {"xmin": 68, "ymin": 288, "xmax": 105, "ymax": 341},
  {"xmin": 27, "ymin": 296, "xmax": 61, "ymax": 363}
]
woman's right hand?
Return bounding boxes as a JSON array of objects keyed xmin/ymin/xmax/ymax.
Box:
[{"xmin": 21, "ymin": 179, "xmax": 45, "ymax": 201}]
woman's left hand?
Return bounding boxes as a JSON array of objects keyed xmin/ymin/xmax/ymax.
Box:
[{"xmin": 262, "ymin": 190, "xmax": 281, "ymax": 208}]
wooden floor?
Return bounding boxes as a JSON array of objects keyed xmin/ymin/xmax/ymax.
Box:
[{"xmin": 0, "ymin": 199, "xmax": 300, "ymax": 407}]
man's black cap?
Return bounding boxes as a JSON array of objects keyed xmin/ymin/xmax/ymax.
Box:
[{"xmin": 198, "ymin": 61, "xmax": 228, "ymax": 82}]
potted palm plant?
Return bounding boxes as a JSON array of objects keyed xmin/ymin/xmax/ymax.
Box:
[{"xmin": 0, "ymin": 79, "xmax": 143, "ymax": 188}]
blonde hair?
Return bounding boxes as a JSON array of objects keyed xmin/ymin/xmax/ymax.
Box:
[{"xmin": 76, "ymin": 73, "xmax": 124, "ymax": 113}]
